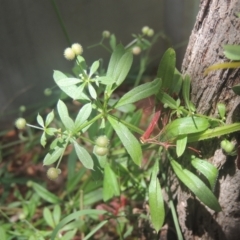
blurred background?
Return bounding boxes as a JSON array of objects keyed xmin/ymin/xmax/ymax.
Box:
[{"xmin": 0, "ymin": 0, "xmax": 199, "ymax": 129}]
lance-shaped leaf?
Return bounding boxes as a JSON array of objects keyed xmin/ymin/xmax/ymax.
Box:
[
  {"xmin": 74, "ymin": 103, "xmax": 92, "ymax": 131},
  {"xmin": 160, "ymin": 116, "xmax": 210, "ymax": 142},
  {"xmin": 103, "ymin": 162, "xmax": 120, "ymax": 201},
  {"xmin": 31, "ymin": 182, "xmax": 60, "ymax": 204},
  {"xmin": 45, "ymin": 110, "xmax": 55, "ymax": 127},
  {"xmin": 172, "ymin": 68, "xmax": 183, "ymax": 95},
  {"xmin": 157, "ymin": 91, "xmax": 178, "ymax": 110},
  {"xmin": 89, "ymin": 60, "xmax": 100, "ymax": 77},
  {"xmin": 114, "ymin": 51, "xmax": 133, "ymax": 87},
  {"xmin": 176, "ymin": 135, "xmax": 187, "ymax": 157},
  {"xmin": 182, "ymin": 75, "xmax": 192, "ymax": 111},
  {"xmin": 107, "ymin": 116, "xmax": 142, "ymax": 166},
  {"xmin": 97, "ymin": 76, "xmax": 115, "ymax": 85},
  {"xmin": 40, "ymin": 132, "xmax": 47, "ymax": 148},
  {"xmin": 43, "ymin": 146, "xmax": 65, "ymax": 165},
  {"xmin": 149, "ymin": 161, "xmax": 165, "ymax": 232},
  {"xmin": 106, "ymin": 45, "xmax": 125, "ymax": 78},
  {"xmin": 37, "ymin": 114, "xmax": 44, "ymax": 127},
  {"xmin": 56, "ymin": 78, "xmax": 82, "ymax": 87},
  {"xmin": 73, "ymin": 140, "xmax": 94, "ymax": 169},
  {"xmin": 191, "ymin": 158, "xmax": 218, "ymax": 191},
  {"xmin": 115, "ymin": 78, "xmax": 162, "ymax": 108},
  {"xmin": 57, "ymin": 100, "xmax": 75, "ymax": 131},
  {"xmin": 170, "ymin": 158, "xmax": 221, "ymax": 212},
  {"xmin": 50, "ymin": 209, "xmax": 107, "ymax": 240},
  {"xmin": 88, "ymin": 83, "xmax": 97, "ymax": 99},
  {"xmin": 157, "ymin": 48, "xmax": 176, "ymax": 94},
  {"xmin": 53, "ymin": 70, "xmax": 89, "ymax": 100}
]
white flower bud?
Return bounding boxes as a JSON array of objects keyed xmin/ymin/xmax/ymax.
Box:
[
  {"xmin": 142, "ymin": 26, "xmax": 150, "ymax": 34},
  {"xmin": 64, "ymin": 47, "xmax": 75, "ymax": 60},
  {"xmin": 147, "ymin": 28, "xmax": 154, "ymax": 37},
  {"xmin": 15, "ymin": 118, "xmax": 27, "ymax": 129},
  {"xmin": 102, "ymin": 30, "xmax": 111, "ymax": 38},
  {"xmin": 71, "ymin": 43, "xmax": 83, "ymax": 55},
  {"xmin": 132, "ymin": 46, "xmax": 141, "ymax": 55}
]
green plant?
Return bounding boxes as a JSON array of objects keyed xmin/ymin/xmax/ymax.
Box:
[{"xmin": 13, "ymin": 28, "xmax": 240, "ymax": 239}]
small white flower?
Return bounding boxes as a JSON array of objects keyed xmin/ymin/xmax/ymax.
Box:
[
  {"xmin": 102, "ymin": 30, "xmax": 111, "ymax": 38},
  {"xmin": 132, "ymin": 46, "xmax": 141, "ymax": 55},
  {"xmin": 142, "ymin": 26, "xmax": 150, "ymax": 34},
  {"xmin": 71, "ymin": 43, "xmax": 83, "ymax": 55},
  {"xmin": 64, "ymin": 47, "xmax": 75, "ymax": 60}
]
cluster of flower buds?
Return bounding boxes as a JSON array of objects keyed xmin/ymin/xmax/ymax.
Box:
[
  {"xmin": 94, "ymin": 135, "xmax": 109, "ymax": 156},
  {"xmin": 64, "ymin": 43, "xmax": 83, "ymax": 60}
]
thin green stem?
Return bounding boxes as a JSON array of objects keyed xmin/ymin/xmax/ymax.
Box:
[
  {"xmin": 162, "ymin": 172, "xmax": 183, "ymax": 240},
  {"xmin": 26, "ymin": 124, "xmax": 44, "ymax": 131},
  {"xmin": 50, "ymin": 0, "xmax": 71, "ymax": 45}
]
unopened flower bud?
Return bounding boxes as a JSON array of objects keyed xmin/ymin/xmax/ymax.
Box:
[
  {"xmin": 15, "ymin": 118, "xmax": 27, "ymax": 129},
  {"xmin": 102, "ymin": 30, "xmax": 111, "ymax": 38},
  {"xmin": 142, "ymin": 26, "xmax": 150, "ymax": 34},
  {"xmin": 147, "ymin": 28, "xmax": 154, "ymax": 37},
  {"xmin": 71, "ymin": 43, "xmax": 83, "ymax": 55},
  {"xmin": 64, "ymin": 47, "xmax": 75, "ymax": 60},
  {"xmin": 132, "ymin": 46, "xmax": 141, "ymax": 55}
]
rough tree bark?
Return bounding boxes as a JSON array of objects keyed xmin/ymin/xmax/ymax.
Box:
[{"xmin": 179, "ymin": 0, "xmax": 240, "ymax": 239}]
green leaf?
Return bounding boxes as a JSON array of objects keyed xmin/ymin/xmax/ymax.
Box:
[
  {"xmin": 43, "ymin": 207, "xmax": 55, "ymax": 228},
  {"xmin": 55, "ymin": 78, "xmax": 82, "ymax": 86},
  {"xmin": 103, "ymin": 162, "xmax": 120, "ymax": 201},
  {"xmin": 107, "ymin": 115, "xmax": 142, "ymax": 166},
  {"xmin": 223, "ymin": 44, "xmax": 240, "ymax": 60},
  {"xmin": 37, "ymin": 114, "xmax": 44, "ymax": 127},
  {"xmin": 89, "ymin": 60, "xmax": 100, "ymax": 77},
  {"xmin": 53, "ymin": 70, "xmax": 89, "ymax": 100},
  {"xmin": 51, "ymin": 210, "xmax": 107, "ymax": 240},
  {"xmin": 106, "ymin": 45, "xmax": 125, "ymax": 78},
  {"xmin": 74, "ymin": 103, "xmax": 92, "ymax": 131},
  {"xmin": 149, "ymin": 161, "xmax": 165, "ymax": 232},
  {"xmin": 45, "ymin": 127, "xmax": 57, "ymax": 136},
  {"xmin": 232, "ymin": 84, "xmax": 240, "ymax": 96},
  {"xmin": 191, "ymin": 158, "xmax": 218, "ymax": 191},
  {"xmin": 187, "ymin": 122, "xmax": 240, "ymax": 143},
  {"xmin": 114, "ymin": 51, "xmax": 133, "ymax": 86},
  {"xmin": 88, "ymin": 84, "xmax": 97, "ymax": 99},
  {"xmin": 170, "ymin": 158, "xmax": 221, "ymax": 211},
  {"xmin": 0, "ymin": 226, "xmax": 6, "ymax": 240},
  {"xmin": 73, "ymin": 140, "xmax": 94, "ymax": 169},
  {"xmin": 109, "ymin": 34, "xmax": 117, "ymax": 51},
  {"xmin": 157, "ymin": 91, "xmax": 178, "ymax": 109},
  {"xmin": 172, "ymin": 68, "xmax": 183, "ymax": 95},
  {"xmin": 157, "ymin": 48, "xmax": 176, "ymax": 94},
  {"xmin": 43, "ymin": 146, "xmax": 65, "ymax": 165},
  {"xmin": 83, "ymin": 220, "xmax": 108, "ymax": 240},
  {"xmin": 31, "ymin": 182, "xmax": 60, "ymax": 204},
  {"xmin": 176, "ymin": 135, "xmax": 187, "ymax": 157},
  {"xmin": 40, "ymin": 132, "xmax": 47, "ymax": 148},
  {"xmin": 57, "ymin": 100, "xmax": 75, "ymax": 130},
  {"xmin": 53, "ymin": 205, "xmax": 61, "ymax": 226},
  {"xmin": 182, "ymin": 75, "xmax": 191, "ymax": 111},
  {"xmin": 98, "ymin": 76, "xmax": 116, "ymax": 85},
  {"xmin": 115, "ymin": 78, "xmax": 162, "ymax": 108},
  {"xmin": 160, "ymin": 116, "xmax": 210, "ymax": 142},
  {"xmin": 45, "ymin": 110, "xmax": 54, "ymax": 127}
]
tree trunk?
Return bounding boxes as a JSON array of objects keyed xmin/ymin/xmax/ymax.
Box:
[{"xmin": 179, "ymin": 0, "xmax": 240, "ymax": 239}]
